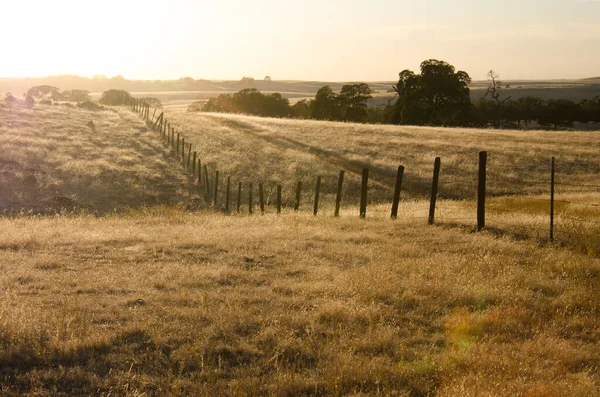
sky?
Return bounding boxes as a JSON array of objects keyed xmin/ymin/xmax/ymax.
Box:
[{"xmin": 2, "ymin": 0, "xmax": 600, "ymax": 81}]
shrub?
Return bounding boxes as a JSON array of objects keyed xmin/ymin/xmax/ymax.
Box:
[{"xmin": 99, "ymin": 90, "xmax": 132, "ymax": 106}]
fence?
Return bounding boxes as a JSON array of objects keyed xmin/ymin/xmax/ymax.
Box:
[{"xmin": 129, "ymin": 98, "xmax": 600, "ymax": 252}]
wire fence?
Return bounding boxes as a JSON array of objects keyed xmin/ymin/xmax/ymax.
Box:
[{"xmin": 131, "ymin": 98, "xmax": 600, "ymax": 255}]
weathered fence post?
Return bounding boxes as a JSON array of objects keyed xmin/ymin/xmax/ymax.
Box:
[
  {"xmin": 248, "ymin": 183, "xmax": 253, "ymax": 214},
  {"xmin": 294, "ymin": 181, "xmax": 302, "ymax": 211},
  {"xmin": 192, "ymin": 152, "xmax": 197, "ymax": 178},
  {"xmin": 334, "ymin": 170, "xmax": 345, "ymax": 217},
  {"xmin": 391, "ymin": 165, "xmax": 405, "ymax": 219},
  {"xmin": 428, "ymin": 157, "xmax": 441, "ymax": 225},
  {"xmin": 163, "ymin": 120, "xmax": 168, "ymax": 140},
  {"xmin": 314, "ymin": 176, "xmax": 321, "ymax": 216},
  {"xmin": 259, "ymin": 183, "xmax": 265, "ymax": 215},
  {"xmin": 176, "ymin": 134, "xmax": 180, "ymax": 156},
  {"xmin": 203, "ymin": 165, "xmax": 210, "ymax": 199},
  {"xmin": 360, "ymin": 169, "xmax": 369, "ymax": 219},
  {"xmin": 171, "ymin": 129, "xmax": 175, "ymax": 148},
  {"xmin": 214, "ymin": 171, "xmax": 219, "ymax": 208},
  {"xmin": 477, "ymin": 151, "xmax": 487, "ymax": 231},
  {"xmin": 277, "ymin": 185, "xmax": 282, "ymax": 215},
  {"xmin": 187, "ymin": 144, "xmax": 192, "ymax": 170},
  {"xmin": 181, "ymin": 138, "xmax": 185, "ymax": 162},
  {"xmin": 550, "ymin": 156, "xmax": 555, "ymax": 242},
  {"xmin": 237, "ymin": 182, "xmax": 242, "ymax": 213},
  {"xmin": 225, "ymin": 176, "xmax": 231, "ymax": 214}
]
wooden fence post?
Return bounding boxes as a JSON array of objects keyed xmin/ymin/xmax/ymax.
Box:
[
  {"xmin": 391, "ymin": 165, "xmax": 405, "ymax": 219},
  {"xmin": 477, "ymin": 151, "xmax": 487, "ymax": 231},
  {"xmin": 171, "ymin": 129, "xmax": 175, "ymax": 148},
  {"xmin": 277, "ymin": 185, "xmax": 282, "ymax": 215},
  {"xmin": 214, "ymin": 171, "xmax": 219, "ymax": 208},
  {"xmin": 187, "ymin": 144, "xmax": 192, "ymax": 170},
  {"xmin": 225, "ymin": 176, "xmax": 231, "ymax": 214},
  {"xmin": 550, "ymin": 157, "xmax": 555, "ymax": 242},
  {"xmin": 163, "ymin": 119, "xmax": 168, "ymax": 139},
  {"xmin": 153, "ymin": 112, "xmax": 163, "ymax": 130},
  {"xmin": 334, "ymin": 170, "xmax": 345, "ymax": 217},
  {"xmin": 259, "ymin": 183, "xmax": 265, "ymax": 215},
  {"xmin": 428, "ymin": 157, "xmax": 441, "ymax": 225},
  {"xmin": 237, "ymin": 182, "xmax": 242, "ymax": 213},
  {"xmin": 360, "ymin": 169, "xmax": 369, "ymax": 219},
  {"xmin": 192, "ymin": 152, "xmax": 197, "ymax": 178},
  {"xmin": 313, "ymin": 176, "xmax": 321, "ymax": 216},
  {"xmin": 176, "ymin": 134, "xmax": 180, "ymax": 156},
  {"xmin": 248, "ymin": 183, "xmax": 253, "ymax": 214},
  {"xmin": 294, "ymin": 181, "xmax": 302, "ymax": 211},
  {"xmin": 181, "ymin": 138, "xmax": 185, "ymax": 162},
  {"xmin": 203, "ymin": 165, "xmax": 210, "ymax": 199}
]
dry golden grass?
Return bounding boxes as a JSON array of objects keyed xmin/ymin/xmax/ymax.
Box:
[
  {"xmin": 157, "ymin": 110, "xmax": 600, "ymax": 253},
  {"xmin": 0, "ymin": 209, "xmax": 599, "ymax": 395},
  {"xmin": 0, "ymin": 104, "xmax": 197, "ymax": 214},
  {"xmin": 162, "ymin": 111, "xmax": 600, "ymax": 200}
]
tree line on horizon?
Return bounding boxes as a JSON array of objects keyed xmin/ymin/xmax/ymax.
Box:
[{"xmin": 188, "ymin": 59, "xmax": 600, "ymax": 129}]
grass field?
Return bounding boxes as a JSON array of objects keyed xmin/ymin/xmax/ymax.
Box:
[
  {"xmin": 1, "ymin": 103, "xmax": 599, "ymax": 395},
  {"xmin": 0, "ymin": 104, "xmax": 197, "ymax": 214},
  {"xmin": 1, "ymin": 210, "xmax": 599, "ymax": 396}
]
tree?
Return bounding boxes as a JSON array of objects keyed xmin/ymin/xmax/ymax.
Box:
[
  {"xmin": 291, "ymin": 99, "xmax": 311, "ymax": 119},
  {"xmin": 483, "ymin": 70, "xmax": 512, "ymax": 128},
  {"xmin": 337, "ymin": 83, "xmax": 372, "ymax": 122},
  {"xmin": 5, "ymin": 93, "xmax": 17, "ymax": 107},
  {"xmin": 513, "ymin": 96, "xmax": 544, "ymax": 126},
  {"xmin": 27, "ymin": 85, "xmax": 60, "ymax": 99},
  {"xmin": 99, "ymin": 89, "xmax": 132, "ymax": 106},
  {"xmin": 392, "ymin": 59, "xmax": 472, "ymax": 126},
  {"xmin": 311, "ymin": 86, "xmax": 341, "ymax": 120},
  {"xmin": 538, "ymin": 99, "xmax": 581, "ymax": 129},
  {"xmin": 580, "ymin": 96, "xmax": 600, "ymax": 123},
  {"xmin": 264, "ymin": 76, "xmax": 272, "ymax": 82}
]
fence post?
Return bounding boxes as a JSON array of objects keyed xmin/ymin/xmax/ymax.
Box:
[
  {"xmin": 225, "ymin": 176, "xmax": 231, "ymax": 214},
  {"xmin": 171, "ymin": 129, "xmax": 175, "ymax": 148},
  {"xmin": 187, "ymin": 144, "xmax": 192, "ymax": 170},
  {"xmin": 428, "ymin": 157, "xmax": 441, "ymax": 225},
  {"xmin": 334, "ymin": 170, "xmax": 345, "ymax": 217},
  {"xmin": 259, "ymin": 183, "xmax": 265, "ymax": 215},
  {"xmin": 360, "ymin": 168, "xmax": 369, "ymax": 219},
  {"xmin": 237, "ymin": 182, "xmax": 242, "ymax": 213},
  {"xmin": 550, "ymin": 156, "xmax": 555, "ymax": 242},
  {"xmin": 249, "ymin": 183, "xmax": 253, "ymax": 214},
  {"xmin": 176, "ymin": 134, "xmax": 180, "ymax": 156},
  {"xmin": 391, "ymin": 165, "xmax": 405, "ymax": 219},
  {"xmin": 214, "ymin": 171, "xmax": 219, "ymax": 208},
  {"xmin": 203, "ymin": 165, "xmax": 210, "ymax": 200},
  {"xmin": 314, "ymin": 176, "xmax": 321, "ymax": 216},
  {"xmin": 277, "ymin": 185, "xmax": 282, "ymax": 215},
  {"xmin": 163, "ymin": 120, "xmax": 168, "ymax": 140},
  {"xmin": 192, "ymin": 152, "xmax": 197, "ymax": 178},
  {"xmin": 477, "ymin": 151, "xmax": 487, "ymax": 231},
  {"xmin": 181, "ymin": 138, "xmax": 185, "ymax": 163},
  {"xmin": 294, "ymin": 181, "xmax": 302, "ymax": 211}
]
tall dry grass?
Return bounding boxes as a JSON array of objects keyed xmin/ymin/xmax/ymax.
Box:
[
  {"xmin": 0, "ymin": 104, "xmax": 197, "ymax": 214},
  {"xmin": 1, "ymin": 210, "xmax": 599, "ymax": 395}
]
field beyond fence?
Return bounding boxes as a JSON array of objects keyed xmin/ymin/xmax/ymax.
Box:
[{"xmin": 130, "ymin": 98, "xmax": 600, "ymax": 256}]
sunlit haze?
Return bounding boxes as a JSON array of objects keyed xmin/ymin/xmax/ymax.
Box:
[{"xmin": 4, "ymin": 0, "xmax": 600, "ymax": 81}]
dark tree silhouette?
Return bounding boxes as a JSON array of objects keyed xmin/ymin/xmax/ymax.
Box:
[
  {"xmin": 338, "ymin": 83, "xmax": 372, "ymax": 122},
  {"xmin": 310, "ymin": 86, "xmax": 341, "ymax": 121},
  {"xmin": 392, "ymin": 59, "xmax": 472, "ymax": 126},
  {"xmin": 27, "ymin": 85, "xmax": 60, "ymax": 99}
]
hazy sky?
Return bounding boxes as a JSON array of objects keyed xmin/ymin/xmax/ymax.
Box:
[{"xmin": 3, "ymin": 0, "xmax": 600, "ymax": 81}]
